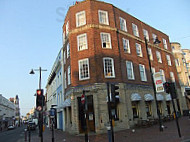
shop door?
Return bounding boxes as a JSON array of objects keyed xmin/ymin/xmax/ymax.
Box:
[{"xmin": 78, "ymin": 95, "xmax": 95, "ymax": 133}]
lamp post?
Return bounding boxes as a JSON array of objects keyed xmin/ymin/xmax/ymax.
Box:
[
  {"xmin": 30, "ymin": 67, "xmax": 47, "ymax": 142},
  {"xmin": 144, "ymin": 37, "xmax": 163, "ymax": 132}
]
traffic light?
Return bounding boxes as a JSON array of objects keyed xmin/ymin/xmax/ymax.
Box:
[
  {"xmin": 111, "ymin": 84, "xmax": 119, "ymax": 102},
  {"xmin": 170, "ymin": 83, "xmax": 177, "ymax": 99},
  {"xmin": 36, "ymin": 89, "xmax": 44, "ymax": 110},
  {"xmin": 163, "ymin": 82, "xmax": 170, "ymax": 94}
]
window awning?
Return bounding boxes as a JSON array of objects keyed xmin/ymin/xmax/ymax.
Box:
[
  {"xmin": 131, "ymin": 93, "xmax": 141, "ymax": 101},
  {"xmin": 144, "ymin": 94, "xmax": 154, "ymax": 101},
  {"xmin": 63, "ymin": 98, "xmax": 71, "ymax": 108},
  {"xmin": 165, "ymin": 94, "xmax": 172, "ymax": 101},
  {"xmin": 156, "ymin": 94, "xmax": 164, "ymax": 101}
]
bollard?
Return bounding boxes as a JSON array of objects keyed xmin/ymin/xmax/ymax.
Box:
[
  {"xmin": 24, "ymin": 129, "xmax": 27, "ymax": 142},
  {"xmin": 107, "ymin": 125, "xmax": 112, "ymax": 142}
]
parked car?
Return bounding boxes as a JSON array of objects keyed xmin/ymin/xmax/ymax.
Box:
[
  {"xmin": 27, "ymin": 122, "xmax": 36, "ymax": 130},
  {"xmin": 8, "ymin": 125, "xmax": 15, "ymax": 130}
]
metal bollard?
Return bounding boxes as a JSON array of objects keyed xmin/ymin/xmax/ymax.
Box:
[
  {"xmin": 107, "ymin": 126, "xmax": 112, "ymax": 142},
  {"xmin": 24, "ymin": 129, "xmax": 27, "ymax": 142}
]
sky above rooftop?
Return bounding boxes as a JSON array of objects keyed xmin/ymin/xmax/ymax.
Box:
[{"xmin": 0, "ymin": 0, "xmax": 189, "ymax": 116}]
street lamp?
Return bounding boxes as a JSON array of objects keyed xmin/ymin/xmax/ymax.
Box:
[
  {"xmin": 30, "ymin": 67, "xmax": 47, "ymax": 142},
  {"xmin": 144, "ymin": 36, "xmax": 163, "ymax": 131}
]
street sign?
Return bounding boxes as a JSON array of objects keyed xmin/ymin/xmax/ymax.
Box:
[
  {"xmin": 153, "ymin": 72, "xmax": 164, "ymax": 93},
  {"xmin": 37, "ymin": 106, "xmax": 42, "ymax": 111},
  {"xmin": 81, "ymin": 94, "xmax": 85, "ymax": 104}
]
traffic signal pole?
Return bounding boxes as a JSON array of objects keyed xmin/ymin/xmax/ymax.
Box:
[
  {"xmin": 107, "ymin": 83, "xmax": 114, "ymax": 142},
  {"xmin": 171, "ymin": 97, "xmax": 181, "ymax": 137}
]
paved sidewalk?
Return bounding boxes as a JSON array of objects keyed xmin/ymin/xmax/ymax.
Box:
[{"xmin": 31, "ymin": 116, "xmax": 190, "ymax": 142}]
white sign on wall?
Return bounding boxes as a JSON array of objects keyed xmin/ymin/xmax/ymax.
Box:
[{"xmin": 153, "ymin": 72, "xmax": 164, "ymax": 93}]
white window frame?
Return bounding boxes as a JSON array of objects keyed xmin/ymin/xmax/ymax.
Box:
[
  {"xmin": 98, "ymin": 10, "xmax": 109, "ymax": 25},
  {"xmin": 66, "ymin": 21, "xmax": 69, "ymax": 36},
  {"xmin": 139, "ymin": 64, "xmax": 147, "ymax": 81},
  {"xmin": 64, "ymin": 72, "xmax": 67, "ymax": 89},
  {"xmin": 143, "ymin": 29, "xmax": 149, "ymax": 41},
  {"xmin": 170, "ymin": 72, "xmax": 175, "ymax": 82},
  {"xmin": 136, "ymin": 43, "xmax": 142, "ymax": 57},
  {"xmin": 78, "ymin": 58, "xmax": 90, "ymax": 80},
  {"xmin": 100, "ymin": 32, "xmax": 112, "ymax": 49},
  {"xmin": 103, "ymin": 57, "xmax": 115, "ymax": 78},
  {"xmin": 68, "ymin": 66, "xmax": 71, "ymax": 85},
  {"xmin": 122, "ymin": 38, "xmax": 130, "ymax": 53},
  {"xmin": 166, "ymin": 55, "xmax": 171, "ymax": 66},
  {"xmin": 160, "ymin": 69, "xmax": 166, "ymax": 83},
  {"xmin": 163, "ymin": 38, "xmax": 168, "ymax": 49},
  {"xmin": 156, "ymin": 51, "xmax": 162, "ymax": 63},
  {"xmin": 132, "ymin": 23, "xmax": 139, "ymax": 37},
  {"xmin": 67, "ymin": 43, "xmax": 70, "ymax": 58},
  {"xmin": 77, "ymin": 33, "xmax": 88, "ymax": 51},
  {"xmin": 64, "ymin": 51, "xmax": 66, "ymax": 64},
  {"xmin": 152, "ymin": 33, "xmax": 157, "ymax": 42},
  {"xmin": 151, "ymin": 67, "xmax": 155, "ymax": 74},
  {"xmin": 126, "ymin": 61, "xmax": 135, "ymax": 80},
  {"xmin": 148, "ymin": 48, "xmax": 153, "ymax": 60},
  {"xmin": 119, "ymin": 17, "xmax": 127, "ymax": 32},
  {"xmin": 76, "ymin": 11, "xmax": 86, "ymax": 27}
]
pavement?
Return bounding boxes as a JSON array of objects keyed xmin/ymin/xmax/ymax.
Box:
[{"xmin": 30, "ymin": 116, "xmax": 190, "ymax": 142}]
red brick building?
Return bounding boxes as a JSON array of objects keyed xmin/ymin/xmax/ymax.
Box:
[{"xmin": 60, "ymin": 0, "xmax": 185, "ymax": 134}]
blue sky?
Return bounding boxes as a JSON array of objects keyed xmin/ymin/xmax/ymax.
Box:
[{"xmin": 0, "ymin": 0, "xmax": 189, "ymax": 116}]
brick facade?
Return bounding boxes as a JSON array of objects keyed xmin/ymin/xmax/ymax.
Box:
[{"xmin": 60, "ymin": 0, "xmax": 184, "ymax": 134}]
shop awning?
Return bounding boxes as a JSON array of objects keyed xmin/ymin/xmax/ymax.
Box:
[
  {"xmin": 144, "ymin": 94, "xmax": 154, "ymax": 101},
  {"xmin": 156, "ymin": 94, "xmax": 164, "ymax": 101},
  {"xmin": 131, "ymin": 93, "xmax": 141, "ymax": 101},
  {"xmin": 63, "ymin": 98, "xmax": 71, "ymax": 108},
  {"xmin": 165, "ymin": 94, "xmax": 172, "ymax": 101}
]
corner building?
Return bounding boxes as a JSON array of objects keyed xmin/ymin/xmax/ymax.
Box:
[{"xmin": 61, "ymin": 0, "xmax": 183, "ymax": 134}]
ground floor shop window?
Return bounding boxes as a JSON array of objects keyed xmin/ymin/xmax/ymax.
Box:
[
  {"xmin": 132, "ymin": 102, "xmax": 139, "ymax": 118},
  {"xmin": 145, "ymin": 101, "xmax": 152, "ymax": 117},
  {"xmin": 158, "ymin": 102, "xmax": 163, "ymax": 115}
]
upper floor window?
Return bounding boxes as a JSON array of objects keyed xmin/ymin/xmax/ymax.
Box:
[
  {"xmin": 78, "ymin": 58, "xmax": 90, "ymax": 80},
  {"xmin": 64, "ymin": 51, "xmax": 66, "ymax": 64},
  {"xmin": 98, "ymin": 10, "xmax": 109, "ymax": 25},
  {"xmin": 100, "ymin": 32, "xmax": 112, "ymax": 49},
  {"xmin": 156, "ymin": 51, "xmax": 162, "ymax": 63},
  {"xmin": 136, "ymin": 43, "xmax": 142, "ymax": 57},
  {"xmin": 139, "ymin": 64, "xmax": 147, "ymax": 81},
  {"xmin": 162, "ymin": 38, "xmax": 168, "ymax": 49},
  {"xmin": 175, "ymin": 59, "xmax": 180, "ymax": 66},
  {"xmin": 152, "ymin": 33, "xmax": 157, "ymax": 43},
  {"xmin": 122, "ymin": 38, "xmax": 130, "ymax": 53},
  {"xmin": 66, "ymin": 21, "xmax": 69, "ymax": 36},
  {"xmin": 64, "ymin": 72, "xmax": 67, "ymax": 89},
  {"xmin": 68, "ymin": 66, "xmax": 71, "ymax": 85},
  {"xmin": 62, "ymin": 31, "xmax": 65, "ymax": 45},
  {"xmin": 67, "ymin": 43, "xmax": 70, "ymax": 58},
  {"xmin": 76, "ymin": 11, "xmax": 86, "ymax": 27},
  {"xmin": 126, "ymin": 61, "xmax": 135, "ymax": 80},
  {"xmin": 166, "ymin": 55, "xmax": 171, "ymax": 66},
  {"xmin": 170, "ymin": 72, "xmax": 175, "ymax": 82},
  {"xmin": 103, "ymin": 57, "xmax": 115, "ymax": 78},
  {"xmin": 160, "ymin": 69, "xmax": 166, "ymax": 83},
  {"xmin": 148, "ymin": 48, "xmax": 153, "ymax": 60},
  {"xmin": 132, "ymin": 23, "xmax": 139, "ymax": 37},
  {"xmin": 143, "ymin": 29, "xmax": 149, "ymax": 41},
  {"xmin": 77, "ymin": 33, "xmax": 88, "ymax": 51},
  {"xmin": 151, "ymin": 67, "xmax": 155, "ymax": 74},
  {"xmin": 119, "ymin": 17, "xmax": 127, "ymax": 32}
]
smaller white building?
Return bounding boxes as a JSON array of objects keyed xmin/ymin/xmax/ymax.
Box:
[{"xmin": 0, "ymin": 94, "xmax": 15, "ymax": 130}]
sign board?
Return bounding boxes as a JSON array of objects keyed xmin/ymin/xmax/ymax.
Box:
[
  {"xmin": 37, "ymin": 106, "xmax": 42, "ymax": 111},
  {"xmin": 81, "ymin": 94, "xmax": 85, "ymax": 104},
  {"xmin": 50, "ymin": 108, "xmax": 55, "ymax": 117},
  {"xmin": 153, "ymin": 72, "xmax": 164, "ymax": 93}
]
